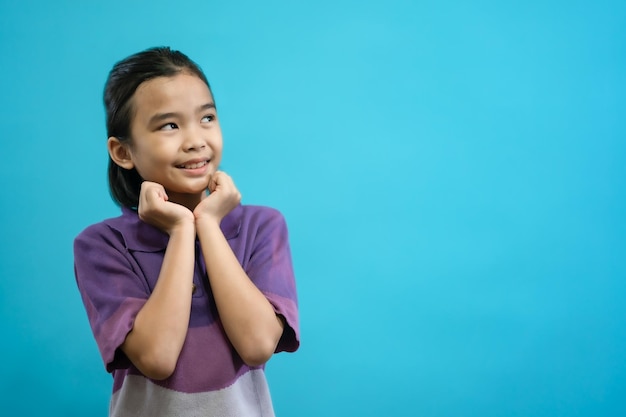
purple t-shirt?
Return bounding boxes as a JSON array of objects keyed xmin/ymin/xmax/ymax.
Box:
[{"xmin": 74, "ymin": 204, "xmax": 299, "ymax": 417}]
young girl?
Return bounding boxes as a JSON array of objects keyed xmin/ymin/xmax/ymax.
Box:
[{"xmin": 74, "ymin": 47, "xmax": 299, "ymax": 417}]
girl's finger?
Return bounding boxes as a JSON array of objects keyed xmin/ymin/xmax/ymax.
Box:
[{"xmin": 208, "ymin": 173, "xmax": 218, "ymax": 193}]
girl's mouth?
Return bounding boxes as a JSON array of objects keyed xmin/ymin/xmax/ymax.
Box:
[{"xmin": 177, "ymin": 160, "xmax": 209, "ymax": 169}]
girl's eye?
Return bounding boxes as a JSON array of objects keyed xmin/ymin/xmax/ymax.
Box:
[
  {"xmin": 201, "ymin": 114, "xmax": 215, "ymax": 123},
  {"xmin": 160, "ymin": 122, "xmax": 178, "ymax": 131}
]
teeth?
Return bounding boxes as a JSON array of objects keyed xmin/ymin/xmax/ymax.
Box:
[{"xmin": 181, "ymin": 161, "xmax": 207, "ymax": 169}]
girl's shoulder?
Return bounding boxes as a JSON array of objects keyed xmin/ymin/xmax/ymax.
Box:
[
  {"xmin": 237, "ymin": 204, "xmax": 284, "ymax": 220},
  {"xmin": 74, "ymin": 208, "xmax": 167, "ymax": 252},
  {"xmin": 230, "ymin": 204, "xmax": 288, "ymax": 226},
  {"xmin": 223, "ymin": 204, "xmax": 290, "ymax": 241},
  {"xmin": 77, "ymin": 207, "xmax": 139, "ymax": 233}
]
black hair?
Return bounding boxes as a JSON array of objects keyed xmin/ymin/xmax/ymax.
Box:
[{"xmin": 104, "ymin": 46, "xmax": 212, "ymax": 208}]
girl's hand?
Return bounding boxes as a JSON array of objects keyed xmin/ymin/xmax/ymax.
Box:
[
  {"xmin": 138, "ymin": 181, "xmax": 195, "ymax": 235},
  {"xmin": 194, "ymin": 171, "xmax": 241, "ymax": 224}
]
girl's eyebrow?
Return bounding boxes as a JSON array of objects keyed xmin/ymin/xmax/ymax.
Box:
[
  {"xmin": 198, "ymin": 102, "xmax": 216, "ymax": 112},
  {"xmin": 148, "ymin": 102, "xmax": 216, "ymax": 125}
]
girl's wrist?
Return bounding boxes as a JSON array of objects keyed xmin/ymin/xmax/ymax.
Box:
[
  {"xmin": 194, "ymin": 213, "xmax": 222, "ymax": 229},
  {"xmin": 167, "ymin": 218, "xmax": 196, "ymax": 236}
]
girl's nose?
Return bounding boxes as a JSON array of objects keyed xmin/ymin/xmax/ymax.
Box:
[
  {"xmin": 183, "ymin": 130, "xmax": 207, "ymax": 151},
  {"xmin": 185, "ymin": 141, "xmax": 206, "ymax": 151}
]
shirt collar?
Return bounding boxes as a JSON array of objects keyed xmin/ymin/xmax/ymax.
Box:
[{"xmin": 118, "ymin": 205, "xmax": 242, "ymax": 252}]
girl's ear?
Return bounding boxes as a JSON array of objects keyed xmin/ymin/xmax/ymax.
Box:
[{"xmin": 107, "ymin": 137, "xmax": 135, "ymax": 170}]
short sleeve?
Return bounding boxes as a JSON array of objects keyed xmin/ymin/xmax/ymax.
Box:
[
  {"xmin": 74, "ymin": 223, "xmax": 149, "ymax": 372},
  {"xmin": 244, "ymin": 208, "xmax": 300, "ymax": 353}
]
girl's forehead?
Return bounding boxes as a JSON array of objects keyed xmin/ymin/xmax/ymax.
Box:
[
  {"xmin": 136, "ymin": 73, "xmax": 211, "ymax": 99},
  {"xmin": 129, "ymin": 73, "xmax": 214, "ymax": 129},
  {"xmin": 133, "ymin": 73, "xmax": 213, "ymax": 111}
]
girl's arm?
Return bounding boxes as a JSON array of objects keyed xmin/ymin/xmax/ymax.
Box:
[
  {"xmin": 120, "ymin": 182, "xmax": 196, "ymax": 380},
  {"xmin": 195, "ymin": 172, "xmax": 284, "ymax": 366}
]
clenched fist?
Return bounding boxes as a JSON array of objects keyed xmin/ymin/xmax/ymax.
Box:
[
  {"xmin": 138, "ymin": 181, "xmax": 195, "ymax": 235},
  {"xmin": 193, "ymin": 171, "xmax": 241, "ymax": 224}
]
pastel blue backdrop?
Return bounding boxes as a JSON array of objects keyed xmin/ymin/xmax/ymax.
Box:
[{"xmin": 0, "ymin": 1, "xmax": 624, "ymax": 416}]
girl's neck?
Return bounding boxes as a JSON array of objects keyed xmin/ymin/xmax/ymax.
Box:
[{"xmin": 167, "ymin": 191, "xmax": 206, "ymax": 212}]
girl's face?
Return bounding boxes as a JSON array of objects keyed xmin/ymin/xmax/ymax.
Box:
[{"xmin": 125, "ymin": 73, "xmax": 223, "ymax": 206}]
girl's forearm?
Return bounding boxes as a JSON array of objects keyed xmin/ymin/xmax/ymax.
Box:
[
  {"xmin": 196, "ymin": 217, "xmax": 284, "ymax": 366},
  {"xmin": 121, "ymin": 221, "xmax": 196, "ymax": 380}
]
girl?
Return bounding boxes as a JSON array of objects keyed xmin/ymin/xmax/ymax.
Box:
[{"xmin": 74, "ymin": 47, "xmax": 299, "ymax": 417}]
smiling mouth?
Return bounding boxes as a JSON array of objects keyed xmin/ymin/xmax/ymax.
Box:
[{"xmin": 177, "ymin": 160, "xmax": 209, "ymax": 169}]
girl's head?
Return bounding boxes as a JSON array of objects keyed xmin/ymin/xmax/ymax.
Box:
[{"xmin": 104, "ymin": 46, "xmax": 218, "ymax": 208}]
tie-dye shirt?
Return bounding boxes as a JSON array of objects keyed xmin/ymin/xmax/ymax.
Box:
[{"xmin": 74, "ymin": 205, "xmax": 299, "ymax": 417}]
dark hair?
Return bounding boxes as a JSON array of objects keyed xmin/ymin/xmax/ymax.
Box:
[{"xmin": 104, "ymin": 46, "xmax": 212, "ymax": 208}]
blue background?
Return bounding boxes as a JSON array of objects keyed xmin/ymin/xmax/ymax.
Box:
[{"xmin": 1, "ymin": 0, "xmax": 624, "ymax": 416}]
